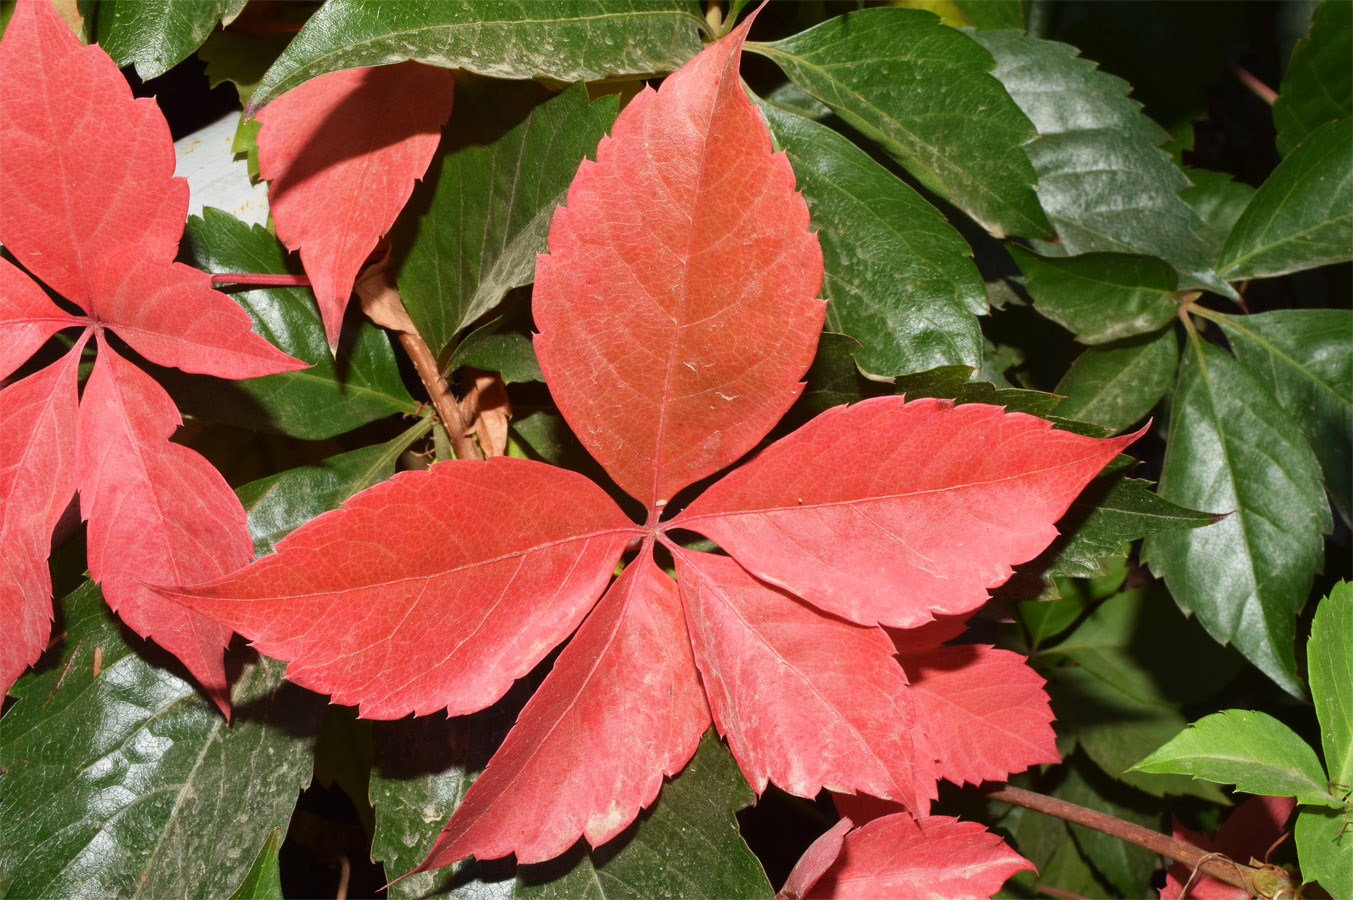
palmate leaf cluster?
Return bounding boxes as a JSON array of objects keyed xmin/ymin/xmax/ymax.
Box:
[{"xmin": 1, "ymin": 1, "xmax": 1349, "ymax": 898}]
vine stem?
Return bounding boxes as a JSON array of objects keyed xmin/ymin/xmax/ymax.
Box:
[
  {"xmin": 1229, "ymin": 61, "xmax": 1278, "ymax": 105},
  {"xmin": 210, "ymin": 273, "xmax": 311, "ymax": 287},
  {"xmin": 978, "ymin": 785, "xmax": 1295, "ymax": 897}
]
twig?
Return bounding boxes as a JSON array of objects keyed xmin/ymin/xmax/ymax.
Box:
[
  {"xmin": 979, "ymin": 785, "xmax": 1296, "ymax": 897},
  {"xmin": 1229, "ymin": 61, "xmax": 1278, "ymax": 105}
]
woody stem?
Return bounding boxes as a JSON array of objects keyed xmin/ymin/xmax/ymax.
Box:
[{"xmin": 396, "ymin": 330, "xmax": 480, "ymax": 461}]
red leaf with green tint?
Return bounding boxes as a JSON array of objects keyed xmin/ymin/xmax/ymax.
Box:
[
  {"xmin": 533, "ymin": 13, "xmax": 824, "ymax": 510},
  {"xmin": 418, "ymin": 551, "xmax": 710, "ymax": 867},
  {"xmin": 157, "ymin": 458, "xmax": 639, "ymax": 719},
  {"xmin": 806, "ymin": 814, "xmax": 1034, "ymax": 900},
  {"xmin": 256, "ymin": 62, "xmax": 454, "ymax": 349},
  {"xmin": 673, "ymin": 548, "xmax": 935, "ymax": 813},
  {"xmin": 675, "ymin": 397, "xmax": 1141, "ymax": 627}
]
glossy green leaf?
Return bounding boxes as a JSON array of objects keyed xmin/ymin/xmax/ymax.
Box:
[
  {"xmin": 250, "ymin": 0, "xmax": 706, "ymax": 112},
  {"xmin": 1309, "ymin": 581, "xmax": 1353, "ymax": 789},
  {"xmin": 397, "ymin": 84, "xmax": 617, "ymax": 356},
  {"xmin": 226, "ymin": 827, "xmax": 284, "ymax": 900},
  {"xmin": 1133, "ymin": 710, "xmax": 1340, "ymax": 807},
  {"xmin": 1054, "ymin": 330, "xmax": 1179, "ymax": 431},
  {"xmin": 1296, "ymin": 806, "xmax": 1353, "ymax": 899},
  {"xmin": 893, "ymin": 365, "xmax": 1063, "ymax": 419},
  {"xmin": 1143, "ymin": 338, "xmax": 1331, "ymax": 696},
  {"xmin": 1017, "ymin": 590, "xmax": 1091, "ymax": 651},
  {"xmin": 1273, "ymin": 0, "xmax": 1352, "ymax": 156},
  {"xmin": 760, "ymin": 101, "xmax": 985, "ymax": 377},
  {"xmin": 0, "ymin": 582, "xmax": 322, "ymax": 899},
  {"xmin": 1217, "ymin": 309, "xmax": 1353, "ymax": 524},
  {"xmin": 86, "ymin": 0, "xmax": 246, "ymax": 80},
  {"xmin": 1059, "ymin": 759, "xmax": 1158, "ymax": 898},
  {"xmin": 1179, "ymin": 169, "xmax": 1257, "ymax": 262},
  {"xmin": 1050, "ymin": 667, "xmax": 1226, "ymax": 802},
  {"xmin": 447, "ymin": 319, "xmax": 543, "ymax": 384},
  {"xmin": 1051, "ymin": 585, "xmax": 1243, "ymax": 707},
  {"xmin": 970, "ymin": 29, "xmax": 1230, "ymax": 297},
  {"xmin": 1009, "ymin": 248, "xmax": 1179, "ymax": 345},
  {"xmin": 237, "ymin": 417, "xmax": 432, "ymax": 556},
  {"xmin": 1218, "ymin": 117, "xmax": 1353, "ymax": 279},
  {"xmin": 752, "ymin": 8, "xmax": 1051, "ymax": 239},
  {"xmin": 173, "ymin": 208, "xmax": 417, "ymax": 439}
]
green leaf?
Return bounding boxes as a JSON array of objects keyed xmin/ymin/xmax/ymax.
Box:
[
  {"xmin": 953, "ymin": 0, "xmax": 1022, "ymax": 30},
  {"xmin": 759, "ymin": 101, "xmax": 986, "ymax": 378},
  {"xmin": 227, "ymin": 827, "xmax": 284, "ymax": 900},
  {"xmin": 893, "ymin": 365, "xmax": 1063, "ymax": 419},
  {"xmin": 397, "ymin": 84, "xmax": 618, "ymax": 356},
  {"xmin": 1059, "ymin": 759, "xmax": 1159, "ymax": 899},
  {"xmin": 969, "ymin": 29, "xmax": 1231, "ymax": 297},
  {"xmin": 1296, "ymin": 806, "xmax": 1353, "ymax": 899},
  {"xmin": 1143, "ymin": 337, "xmax": 1331, "ymax": 696},
  {"xmin": 173, "ymin": 208, "xmax": 417, "ymax": 440},
  {"xmin": 0, "ymin": 583, "xmax": 322, "ymax": 899},
  {"xmin": 1049, "ymin": 666, "xmax": 1226, "ymax": 801},
  {"xmin": 86, "ymin": 0, "xmax": 246, "ymax": 80},
  {"xmin": 1051, "ymin": 584, "xmax": 1244, "ymax": 707},
  {"xmin": 446, "ymin": 316, "xmax": 544, "ymax": 384},
  {"xmin": 199, "ymin": 29, "xmax": 294, "ymax": 106},
  {"xmin": 249, "ymin": 0, "xmax": 707, "ymax": 112},
  {"xmin": 1054, "ymin": 330, "xmax": 1179, "ymax": 431},
  {"xmin": 1216, "ymin": 309, "xmax": 1353, "ymax": 524},
  {"xmin": 752, "ymin": 8, "xmax": 1051, "ymax": 239},
  {"xmin": 237, "ymin": 417, "xmax": 431, "ymax": 556},
  {"xmin": 1179, "ymin": 169, "xmax": 1257, "ymax": 262},
  {"xmin": 1133, "ymin": 710, "xmax": 1341, "ymax": 807},
  {"xmin": 1274, "ymin": 0, "xmax": 1352, "ymax": 156},
  {"xmin": 1008, "ymin": 248, "xmax": 1179, "ymax": 345},
  {"xmin": 1309, "ymin": 581, "xmax": 1353, "ymax": 789},
  {"xmin": 1218, "ymin": 117, "xmax": 1353, "ymax": 280}
]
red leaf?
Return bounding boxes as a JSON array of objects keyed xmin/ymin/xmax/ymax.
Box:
[
  {"xmin": 533, "ymin": 15, "xmax": 824, "ymax": 509},
  {"xmin": 675, "ymin": 397, "xmax": 1141, "ymax": 627},
  {"xmin": 0, "ymin": 0, "xmax": 186, "ymax": 307},
  {"xmin": 673, "ymin": 549, "xmax": 935, "ymax": 813},
  {"xmin": 256, "ymin": 62, "xmax": 454, "ymax": 349},
  {"xmin": 1, "ymin": 345, "xmax": 82, "ymax": 697},
  {"xmin": 779, "ymin": 817, "xmax": 854, "ymax": 900},
  {"xmin": 77, "ymin": 341, "xmax": 249, "ymax": 715},
  {"xmin": 418, "ymin": 550, "xmax": 710, "ymax": 867},
  {"xmin": 0, "ymin": 259, "xmax": 84, "ymax": 380},
  {"xmin": 1162, "ymin": 795, "xmax": 1296, "ymax": 900},
  {"xmin": 896, "ymin": 643, "xmax": 1059, "ymax": 786},
  {"xmin": 806, "ymin": 813, "xmax": 1034, "ymax": 900},
  {"xmin": 160, "ymin": 458, "xmax": 639, "ymax": 719}
]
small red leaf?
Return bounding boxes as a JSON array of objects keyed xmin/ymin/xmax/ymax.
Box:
[
  {"xmin": 256, "ymin": 62, "xmax": 454, "ymax": 349},
  {"xmin": 897, "ymin": 643, "xmax": 1059, "ymax": 786},
  {"xmin": 158, "ymin": 458, "xmax": 639, "ymax": 719},
  {"xmin": 534, "ymin": 16, "xmax": 824, "ymax": 509},
  {"xmin": 806, "ymin": 813, "xmax": 1034, "ymax": 900},
  {"xmin": 676, "ymin": 397, "xmax": 1140, "ymax": 627},
  {"xmin": 779, "ymin": 817, "xmax": 854, "ymax": 900},
  {"xmin": 93, "ymin": 257, "xmax": 307, "ymax": 379},
  {"xmin": 1, "ymin": 345, "xmax": 82, "ymax": 697},
  {"xmin": 77, "ymin": 341, "xmax": 248, "ymax": 715},
  {"xmin": 0, "ymin": 0, "xmax": 186, "ymax": 307},
  {"xmin": 419, "ymin": 551, "xmax": 710, "ymax": 867},
  {"xmin": 673, "ymin": 548, "xmax": 935, "ymax": 813},
  {"xmin": 0, "ymin": 259, "xmax": 85, "ymax": 380}
]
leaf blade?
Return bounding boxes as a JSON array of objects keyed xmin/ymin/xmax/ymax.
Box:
[{"xmin": 1309, "ymin": 581, "xmax": 1353, "ymax": 789}]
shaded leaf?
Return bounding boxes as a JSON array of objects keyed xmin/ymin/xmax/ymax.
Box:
[
  {"xmin": 158, "ymin": 458, "xmax": 638, "ymax": 719},
  {"xmin": 398, "ymin": 84, "xmax": 618, "ymax": 356},
  {"xmin": 256, "ymin": 62, "xmax": 454, "ymax": 348},
  {"xmin": 1058, "ymin": 759, "xmax": 1158, "ymax": 898},
  {"xmin": 447, "ymin": 317, "xmax": 543, "ymax": 385},
  {"xmin": 227, "ymin": 827, "xmax": 284, "ymax": 900},
  {"xmin": 1163, "ymin": 795, "xmax": 1297, "ymax": 900},
  {"xmin": 891, "ymin": 365, "xmax": 1064, "ymax": 420},
  {"xmin": 754, "ymin": 8, "xmax": 1051, "ymax": 239},
  {"xmin": 1179, "ymin": 168, "xmax": 1257, "ymax": 262},
  {"xmin": 1218, "ymin": 309, "xmax": 1353, "ymax": 524},
  {"xmin": 759, "ymin": 100, "xmax": 986, "ymax": 378},
  {"xmin": 534, "ymin": 17, "xmax": 823, "ymax": 508},
  {"xmin": 675, "ymin": 396, "xmax": 1137, "ymax": 628},
  {"xmin": 0, "ymin": 581, "xmax": 321, "ymax": 899},
  {"xmin": 1296, "ymin": 806, "xmax": 1353, "ymax": 899},
  {"xmin": 249, "ymin": 0, "xmax": 707, "ymax": 112},
  {"xmin": 1143, "ymin": 338, "xmax": 1331, "ymax": 696},
  {"xmin": 1273, "ymin": 0, "xmax": 1352, "ymax": 156},
  {"xmin": 969, "ymin": 29, "xmax": 1229, "ymax": 296},
  {"xmin": 1008, "ymin": 247, "xmax": 1179, "ymax": 345},
  {"xmin": 1218, "ymin": 117, "xmax": 1352, "ymax": 280},
  {"xmin": 1309, "ymin": 581, "xmax": 1353, "ymax": 789},
  {"xmin": 1133, "ymin": 710, "xmax": 1340, "ymax": 807},
  {"xmin": 89, "ymin": 0, "xmax": 246, "ymax": 80},
  {"xmin": 781, "ymin": 818, "xmax": 853, "ymax": 900},
  {"xmin": 1054, "ymin": 330, "xmax": 1179, "ymax": 431}
]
